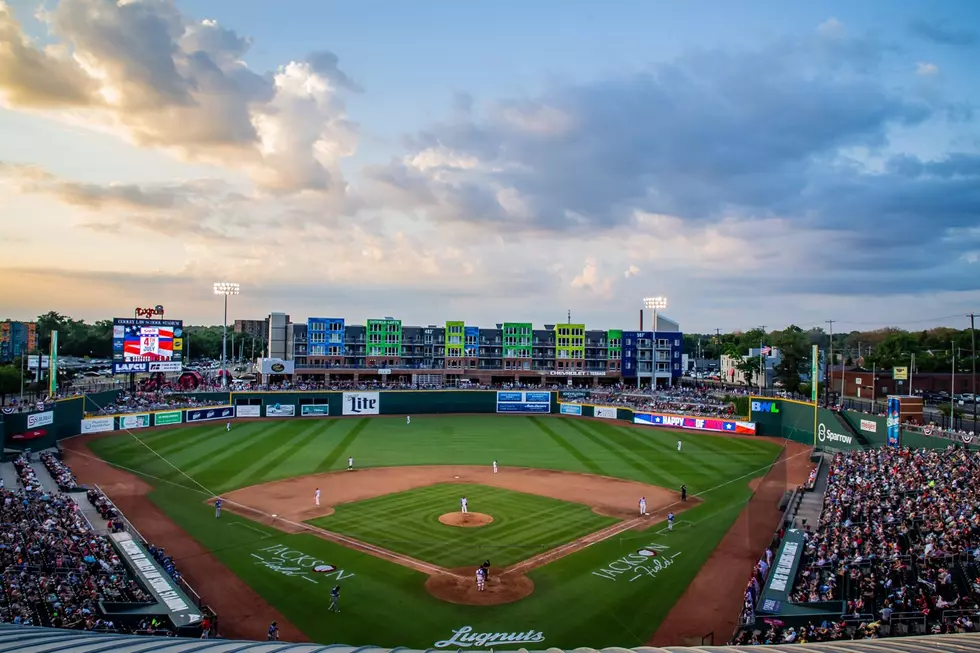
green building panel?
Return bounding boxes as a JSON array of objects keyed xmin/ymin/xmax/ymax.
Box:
[
  {"xmin": 445, "ymin": 321, "xmax": 464, "ymax": 358},
  {"xmin": 367, "ymin": 318, "xmax": 402, "ymax": 357},
  {"xmin": 555, "ymin": 323, "xmax": 586, "ymax": 361},
  {"xmin": 607, "ymin": 329, "xmax": 622, "ymax": 351},
  {"xmin": 502, "ymin": 322, "xmax": 532, "ymax": 359}
]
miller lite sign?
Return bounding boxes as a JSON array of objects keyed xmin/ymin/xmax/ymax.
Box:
[{"xmin": 342, "ymin": 392, "xmax": 380, "ymax": 415}]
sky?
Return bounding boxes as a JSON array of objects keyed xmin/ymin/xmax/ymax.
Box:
[{"xmin": 1, "ymin": 0, "xmax": 979, "ymax": 334}]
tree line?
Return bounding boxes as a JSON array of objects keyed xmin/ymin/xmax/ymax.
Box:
[{"xmin": 684, "ymin": 324, "xmax": 978, "ymax": 394}]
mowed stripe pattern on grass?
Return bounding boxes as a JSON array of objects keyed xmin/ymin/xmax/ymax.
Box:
[
  {"xmin": 86, "ymin": 415, "xmax": 780, "ymax": 501},
  {"xmin": 309, "ymin": 483, "xmax": 618, "ymax": 569}
]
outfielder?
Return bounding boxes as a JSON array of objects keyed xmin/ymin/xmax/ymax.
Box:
[
  {"xmin": 492, "ymin": 460, "xmax": 498, "ymax": 474},
  {"xmin": 315, "ymin": 488, "xmax": 321, "ymax": 506},
  {"xmin": 667, "ymin": 512, "xmax": 675, "ymax": 531},
  {"xmin": 639, "ymin": 496, "xmax": 647, "ymax": 516},
  {"xmin": 677, "ymin": 439, "xmax": 682, "ymax": 452},
  {"xmin": 461, "ymin": 496, "xmax": 468, "ymax": 513},
  {"xmin": 348, "ymin": 456, "xmax": 354, "ymax": 471},
  {"xmin": 227, "ymin": 422, "xmax": 231, "ymax": 432},
  {"xmin": 406, "ymin": 415, "xmax": 411, "ymax": 425}
]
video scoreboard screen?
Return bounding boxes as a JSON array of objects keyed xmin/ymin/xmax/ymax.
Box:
[{"xmin": 112, "ymin": 318, "xmax": 184, "ymax": 374}]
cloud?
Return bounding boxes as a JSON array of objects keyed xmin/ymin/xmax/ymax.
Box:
[
  {"xmin": 0, "ymin": 0, "xmax": 358, "ymax": 194},
  {"xmin": 817, "ymin": 17, "xmax": 845, "ymax": 38},
  {"xmin": 908, "ymin": 19, "xmax": 978, "ymax": 46},
  {"xmin": 916, "ymin": 62, "xmax": 939, "ymax": 76}
]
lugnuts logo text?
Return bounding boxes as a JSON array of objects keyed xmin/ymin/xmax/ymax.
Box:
[{"xmin": 135, "ymin": 305, "xmax": 165, "ymax": 317}]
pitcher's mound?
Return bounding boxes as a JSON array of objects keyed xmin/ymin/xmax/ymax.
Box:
[
  {"xmin": 426, "ymin": 567, "xmax": 533, "ymax": 605},
  {"xmin": 439, "ymin": 512, "xmax": 493, "ymax": 527}
]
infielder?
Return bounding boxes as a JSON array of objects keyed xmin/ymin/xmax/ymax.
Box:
[
  {"xmin": 461, "ymin": 496, "xmax": 468, "ymax": 513},
  {"xmin": 406, "ymin": 415, "xmax": 411, "ymax": 425},
  {"xmin": 667, "ymin": 512, "xmax": 675, "ymax": 531},
  {"xmin": 492, "ymin": 460, "xmax": 498, "ymax": 474},
  {"xmin": 677, "ymin": 439, "xmax": 682, "ymax": 452},
  {"xmin": 639, "ymin": 496, "xmax": 647, "ymax": 516},
  {"xmin": 315, "ymin": 488, "xmax": 321, "ymax": 506},
  {"xmin": 348, "ymin": 456, "xmax": 354, "ymax": 471},
  {"xmin": 214, "ymin": 498, "xmax": 222, "ymax": 519}
]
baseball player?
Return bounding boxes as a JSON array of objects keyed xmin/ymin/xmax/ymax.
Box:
[
  {"xmin": 267, "ymin": 622, "xmax": 279, "ymax": 641},
  {"xmin": 348, "ymin": 456, "xmax": 354, "ymax": 471},
  {"xmin": 406, "ymin": 415, "xmax": 411, "ymax": 425},
  {"xmin": 329, "ymin": 585, "xmax": 341, "ymax": 612},
  {"xmin": 667, "ymin": 512, "xmax": 675, "ymax": 531},
  {"xmin": 677, "ymin": 439, "xmax": 682, "ymax": 452},
  {"xmin": 461, "ymin": 496, "xmax": 468, "ymax": 513},
  {"xmin": 476, "ymin": 567, "xmax": 485, "ymax": 592},
  {"xmin": 639, "ymin": 496, "xmax": 647, "ymax": 516},
  {"xmin": 227, "ymin": 422, "xmax": 231, "ymax": 432},
  {"xmin": 315, "ymin": 488, "xmax": 321, "ymax": 506},
  {"xmin": 214, "ymin": 498, "xmax": 222, "ymax": 519},
  {"xmin": 681, "ymin": 484, "xmax": 687, "ymax": 502},
  {"xmin": 492, "ymin": 460, "xmax": 498, "ymax": 474}
]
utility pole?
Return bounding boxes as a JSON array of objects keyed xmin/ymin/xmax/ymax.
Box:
[
  {"xmin": 971, "ymin": 313, "xmax": 977, "ymax": 427},
  {"xmin": 825, "ymin": 320, "xmax": 836, "ymax": 406}
]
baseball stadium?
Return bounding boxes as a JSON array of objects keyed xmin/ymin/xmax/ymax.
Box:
[{"xmin": 3, "ymin": 333, "xmax": 980, "ymax": 653}]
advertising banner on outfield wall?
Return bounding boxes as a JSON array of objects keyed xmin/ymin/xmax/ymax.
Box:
[
  {"xmin": 266, "ymin": 403, "xmax": 296, "ymax": 417},
  {"xmin": 559, "ymin": 403, "xmax": 583, "ymax": 415},
  {"xmin": 558, "ymin": 390, "xmax": 591, "ymax": 401},
  {"xmin": 81, "ymin": 417, "xmax": 114, "ymax": 434},
  {"xmin": 120, "ymin": 414, "xmax": 150, "ymax": 429},
  {"xmin": 154, "ymin": 411, "xmax": 182, "ymax": 426},
  {"xmin": 633, "ymin": 412, "xmax": 756, "ymax": 435},
  {"xmin": 594, "ymin": 406, "xmax": 618, "ymax": 419},
  {"xmin": 343, "ymin": 392, "xmax": 379, "ymax": 415},
  {"xmin": 186, "ymin": 407, "xmax": 233, "ymax": 423},
  {"xmin": 27, "ymin": 410, "xmax": 54, "ymax": 429},
  {"xmin": 860, "ymin": 419, "xmax": 877, "ymax": 433},
  {"xmin": 236, "ymin": 405, "xmax": 261, "ymax": 418},
  {"xmin": 496, "ymin": 391, "xmax": 551, "ymax": 414},
  {"xmin": 301, "ymin": 404, "xmax": 330, "ymax": 416}
]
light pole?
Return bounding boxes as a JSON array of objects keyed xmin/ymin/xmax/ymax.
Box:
[
  {"xmin": 643, "ymin": 296, "xmax": 668, "ymax": 391},
  {"xmin": 213, "ymin": 282, "xmax": 240, "ymax": 389}
]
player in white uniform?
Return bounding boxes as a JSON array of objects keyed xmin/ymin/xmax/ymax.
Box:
[
  {"xmin": 348, "ymin": 456, "xmax": 354, "ymax": 471},
  {"xmin": 492, "ymin": 460, "xmax": 498, "ymax": 474},
  {"xmin": 461, "ymin": 497, "xmax": 468, "ymax": 513},
  {"xmin": 227, "ymin": 422, "xmax": 231, "ymax": 432},
  {"xmin": 476, "ymin": 567, "xmax": 486, "ymax": 591},
  {"xmin": 406, "ymin": 415, "xmax": 411, "ymax": 425},
  {"xmin": 315, "ymin": 488, "xmax": 321, "ymax": 506},
  {"xmin": 677, "ymin": 440, "xmax": 682, "ymax": 452},
  {"xmin": 639, "ymin": 496, "xmax": 647, "ymax": 516},
  {"xmin": 667, "ymin": 512, "xmax": 675, "ymax": 531}
]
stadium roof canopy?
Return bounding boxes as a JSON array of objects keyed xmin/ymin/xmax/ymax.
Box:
[{"xmin": 3, "ymin": 626, "xmax": 980, "ymax": 653}]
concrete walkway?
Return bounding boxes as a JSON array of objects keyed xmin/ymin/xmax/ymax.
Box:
[
  {"xmin": 794, "ymin": 452, "xmax": 832, "ymax": 530},
  {"xmin": 0, "ymin": 462, "xmax": 21, "ymax": 491}
]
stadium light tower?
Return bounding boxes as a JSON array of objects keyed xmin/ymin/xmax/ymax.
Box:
[
  {"xmin": 213, "ymin": 282, "xmax": 240, "ymax": 389},
  {"xmin": 642, "ymin": 296, "xmax": 668, "ymax": 391}
]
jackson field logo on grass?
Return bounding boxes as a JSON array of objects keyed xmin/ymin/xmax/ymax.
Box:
[
  {"xmin": 592, "ymin": 543, "xmax": 681, "ymax": 583},
  {"xmin": 434, "ymin": 626, "xmax": 545, "ymax": 649},
  {"xmin": 250, "ymin": 544, "xmax": 354, "ymax": 584}
]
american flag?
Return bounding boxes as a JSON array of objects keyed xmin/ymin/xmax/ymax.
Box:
[
  {"xmin": 760, "ymin": 346, "xmax": 772, "ymax": 356},
  {"xmin": 123, "ymin": 324, "xmax": 174, "ymax": 360}
]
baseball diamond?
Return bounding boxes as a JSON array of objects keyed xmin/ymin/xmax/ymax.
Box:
[{"xmin": 50, "ymin": 404, "xmax": 806, "ymax": 648}]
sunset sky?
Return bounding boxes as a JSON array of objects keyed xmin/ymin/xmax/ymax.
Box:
[{"xmin": 1, "ymin": 0, "xmax": 978, "ymax": 332}]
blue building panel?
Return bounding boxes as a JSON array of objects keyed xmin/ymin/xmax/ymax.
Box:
[
  {"xmin": 464, "ymin": 326, "xmax": 479, "ymax": 357},
  {"xmin": 307, "ymin": 317, "xmax": 345, "ymax": 356}
]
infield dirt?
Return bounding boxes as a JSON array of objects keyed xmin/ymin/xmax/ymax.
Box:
[{"xmin": 439, "ymin": 512, "xmax": 494, "ymax": 527}]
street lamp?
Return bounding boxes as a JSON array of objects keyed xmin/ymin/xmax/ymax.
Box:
[
  {"xmin": 213, "ymin": 282, "xmax": 240, "ymax": 389},
  {"xmin": 643, "ymin": 297, "xmax": 668, "ymax": 391}
]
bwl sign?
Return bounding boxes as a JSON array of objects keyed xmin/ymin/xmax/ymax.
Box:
[{"xmin": 434, "ymin": 626, "xmax": 545, "ymax": 649}]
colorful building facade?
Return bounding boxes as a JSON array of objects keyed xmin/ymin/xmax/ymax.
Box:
[{"xmin": 0, "ymin": 320, "xmax": 36, "ymax": 363}]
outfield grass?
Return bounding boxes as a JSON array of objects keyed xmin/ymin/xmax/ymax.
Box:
[
  {"xmin": 87, "ymin": 415, "xmax": 784, "ymax": 648},
  {"xmin": 310, "ymin": 483, "xmax": 618, "ymax": 568}
]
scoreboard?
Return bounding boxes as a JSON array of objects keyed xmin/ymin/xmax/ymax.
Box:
[{"xmin": 112, "ymin": 318, "xmax": 184, "ymax": 374}]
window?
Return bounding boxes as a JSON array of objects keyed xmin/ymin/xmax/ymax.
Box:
[{"xmin": 674, "ymin": 339, "xmax": 681, "ymax": 346}]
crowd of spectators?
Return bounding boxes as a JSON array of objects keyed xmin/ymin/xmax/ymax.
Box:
[
  {"xmin": 40, "ymin": 452, "xmax": 79, "ymax": 492},
  {"xmin": 1, "ymin": 455, "xmax": 155, "ymax": 631},
  {"xmin": 85, "ymin": 489, "xmax": 125, "ymax": 534},
  {"xmin": 88, "ymin": 391, "xmax": 226, "ymax": 416},
  {"xmin": 733, "ymin": 445, "xmax": 980, "ymax": 645},
  {"xmin": 564, "ymin": 386, "xmax": 735, "ymax": 417}
]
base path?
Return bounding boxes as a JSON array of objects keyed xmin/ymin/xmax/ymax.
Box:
[
  {"xmin": 440, "ymin": 512, "xmax": 493, "ymax": 527},
  {"xmin": 61, "ymin": 436, "xmax": 307, "ymax": 643},
  {"xmin": 648, "ymin": 439, "xmax": 814, "ymax": 647}
]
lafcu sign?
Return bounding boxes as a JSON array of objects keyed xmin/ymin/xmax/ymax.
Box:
[{"xmin": 751, "ymin": 400, "xmax": 780, "ymax": 414}]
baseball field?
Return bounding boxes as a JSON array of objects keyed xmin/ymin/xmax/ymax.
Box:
[{"xmin": 62, "ymin": 414, "xmax": 808, "ymax": 648}]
